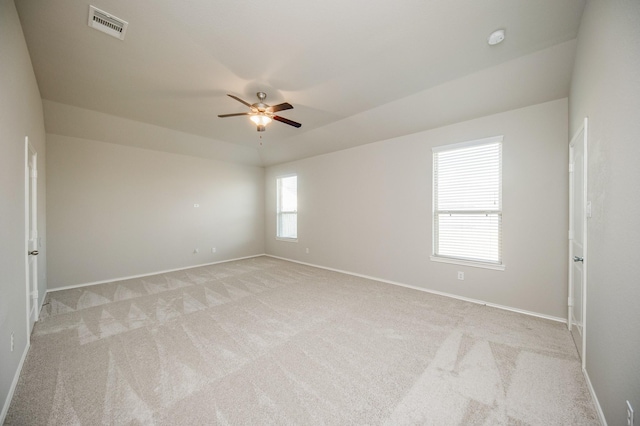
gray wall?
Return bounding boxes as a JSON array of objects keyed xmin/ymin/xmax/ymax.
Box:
[
  {"xmin": 569, "ymin": 1, "xmax": 640, "ymax": 424},
  {"xmin": 266, "ymin": 99, "xmax": 569, "ymax": 319},
  {"xmin": 47, "ymin": 134, "xmax": 264, "ymax": 288},
  {"xmin": 0, "ymin": 0, "xmax": 47, "ymax": 418}
]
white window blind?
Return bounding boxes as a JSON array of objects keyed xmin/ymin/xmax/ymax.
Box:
[
  {"xmin": 277, "ymin": 175, "xmax": 297, "ymax": 239},
  {"xmin": 433, "ymin": 137, "xmax": 502, "ymax": 266}
]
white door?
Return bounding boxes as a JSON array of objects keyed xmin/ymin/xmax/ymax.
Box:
[
  {"xmin": 26, "ymin": 138, "xmax": 39, "ymax": 333},
  {"xmin": 568, "ymin": 118, "xmax": 588, "ymax": 368}
]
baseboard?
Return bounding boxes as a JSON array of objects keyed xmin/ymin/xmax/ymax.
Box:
[
  {"xmin": 47, "ymin": 254, "xmax": 267, "ymax": 293},
  {"xmin": 0, "ymin": 339, "xmax": 30, "ymax": 424},
  {"xmin": 46, "ymin": 254, "xmax": 564, "ymax": 324},
  {"xmin": 38, "ymin": 288, "xmax": 46, "ymax": 319},
  {"xmin": 583, "ymin": 367, "xmax": 607, "ymax": 425},
  {"xmin": 266, "ymin": 255, "xmax": 567, "ymax": 324}
]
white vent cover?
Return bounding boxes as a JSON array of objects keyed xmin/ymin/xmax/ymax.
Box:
[{"xmin": 88, "ymin": 6, "xmax": 128, "ymax": 40}]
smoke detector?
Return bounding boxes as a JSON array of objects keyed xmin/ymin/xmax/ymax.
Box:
[
  {"xmin": 487, "ymin": 29, "xmax": 505, "ymax": 46},
  {"xmin": 88, "ymin": 6, "xmax": 128, "ymax": 40}
]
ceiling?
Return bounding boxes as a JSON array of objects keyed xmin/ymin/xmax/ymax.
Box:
[{"xmin": 16, "ymin": 0, "xmax": 586, "ymax": 166}]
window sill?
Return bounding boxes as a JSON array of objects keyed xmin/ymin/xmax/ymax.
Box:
[
  {"xmin": 276, "ymin": 237, "xmax": 298, "ymax": 243},
  {"xmin": 430, "ymin": 256, "xmax": 506, "ymax": 271}
]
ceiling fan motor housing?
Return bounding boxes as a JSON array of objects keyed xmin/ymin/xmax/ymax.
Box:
[{"xmin": 254, "ymin": 92, "xmax": 268, "ymax": 111}]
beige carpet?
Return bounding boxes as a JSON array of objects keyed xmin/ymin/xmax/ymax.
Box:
[{"xmin": 6, "ymin": 256, "xmax": 598, "ymax": 425}]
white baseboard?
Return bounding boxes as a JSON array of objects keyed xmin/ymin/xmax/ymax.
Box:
[
  {"xmin": 266, "ymin": 255, "xmax": 567, "ymax": 324},
  {"xmin": 47, "ymin": 254, "xmax": 266, "ymax": 293},
  {"xmin": 0, "ymin": 339, "xmax": 30, "ymax": 424},
  {"xmin": 583, "ymin": 367, "xmax": 607, "ymax": 425},
  {"xmin": 48, "ymin": 253, "xmax": 567, "ymax": 324},
  {"xmin": 38, "ymin": 288, "xmax": 46, "ymax": 320}
]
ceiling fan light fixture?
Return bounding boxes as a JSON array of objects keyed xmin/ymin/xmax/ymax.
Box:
[{"xmin": 250, "ymin": 114, "xmax": 272, "ymax": 126}]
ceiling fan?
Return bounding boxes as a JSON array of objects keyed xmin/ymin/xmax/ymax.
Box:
[{"xmin": 218, "ymin": 92, "xmax": 302, "ymax": 132}]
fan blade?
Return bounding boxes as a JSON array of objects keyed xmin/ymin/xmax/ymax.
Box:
[
  {"xmin": 218, "ymin": 112, "xmax": 251, "ymax": 118},
  {"xmin": 227, "ymin": 94, "xmax": 252, "ymax": 108},
  {"xmin": 273, "ymin": 115, "xmax": 302, "ymax": 128},
  {"xmin": 266, "ymin": 102, "xmax": 293, "ymax": 113}
]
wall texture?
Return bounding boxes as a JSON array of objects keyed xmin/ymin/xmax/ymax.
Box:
[
  {"xmin": 266, "ymin": 99, "xmax": 569, "ymax": 319},
  {"xmin": 0, "ymin": 0, "xmax": 47, "ymax": 419},
  {"xmin": 569, "ymin": 1, "xmax": 640, "ymax": 424},
  {"xmin": 47, "ymin": 134, "xmax": 264, "ymax": 289}
]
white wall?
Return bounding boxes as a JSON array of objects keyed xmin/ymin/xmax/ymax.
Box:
[
  {"xmin": 0, "ymin": 0, "xmax": 47, "ymax": 419},
  {"xmin": 569, "ymin": 1, "xmax": 640, "ymax": 424},
  {"xmin": 266, "ymin": 99, "xmax": 569, "ymax": 319},
  {"xmin": 47, "ymin": 134, "xmax": 264, "ymax": 289}
]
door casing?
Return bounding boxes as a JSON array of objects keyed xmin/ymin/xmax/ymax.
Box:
[
  {"xmin": 568, "ymin": 117, "xmax": 588, "ymax": 370},
  {"xmin": 25, "ymin": 137, "xmax": 39, "ymax": 337}
]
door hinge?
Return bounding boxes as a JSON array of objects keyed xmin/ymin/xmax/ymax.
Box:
[
  {"xmin": 568, "ymin": 296, "xmax": 574, "ymax": 307},
  {"xmin": 568, "ymin": 230, "xmax": 574, "ymax": 240},
  {"xmin": 30, "ymin": 169, "xmax": 37, "ymax": 178},
  {"xmin": 30, "ymin": 290, "xmax": 38, "ymax": 299},
  {"xmin": 569, "ymin": 163, "xmax": 574, "ymax": 173}
]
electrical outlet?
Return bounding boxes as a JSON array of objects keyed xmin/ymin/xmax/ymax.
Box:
[
  {"xmin": 193, "ymin": 248, "xmax": 199, "ymax": 254},
  {"xmin": 628, "ymin": 401, "xmax": 634, "ymax": 426},
  {"xmin": 10, "ymin": 332, "xmax": 14, "ymax": 352},
  {"xmin": 305, "ymin": 248, "xmax": 309, "ymax": 254},
  {"xmin": 457, "ymin": 271, "xmax": 464, "ymax": 280},
  {"xmin": 211, "ymin": 247, "xmax": 216, "ymax": 253}
]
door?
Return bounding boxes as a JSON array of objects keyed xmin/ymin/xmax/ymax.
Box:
[
  {"xmin": 568, "ymin": 118, "xmax": 588, "ymax": 368},
  {"xmin": 26, "ymin": 137, "xmax": 39, "ymax": 333}
]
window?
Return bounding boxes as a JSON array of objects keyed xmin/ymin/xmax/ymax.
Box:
[
  {"xmin": 277, "ymin": 175, "xmax": 297, "ymax": 240},
  {"xmin": 432, "ymin": 136, "xmax": 503, "ymax": 269}
]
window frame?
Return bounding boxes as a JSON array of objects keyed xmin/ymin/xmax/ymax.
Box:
[
  {"xmin": 430, "ymin": 136, "xmax": 505, "ymax": 271},
  {"xmin": 276, "ymin": 173, "xmax": 298, "ymax": 242}
]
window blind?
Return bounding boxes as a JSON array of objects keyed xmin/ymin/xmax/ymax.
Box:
[
  {"xmin": 277, "ymin": 175, "xmax": 297, "ymax": 239},
  {"xmin": 433, "ymin": 138, "xmax": 502, "ymax": 264}
]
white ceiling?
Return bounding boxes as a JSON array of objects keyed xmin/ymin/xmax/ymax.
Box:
[{"xmin": 16, "ymin": 0, "xmax": 585, "ymax": 166}]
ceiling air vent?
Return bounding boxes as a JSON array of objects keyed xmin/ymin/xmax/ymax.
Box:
[{"xmin": 88, "ymin": 6, "xmax": 128, "ymax": 40}]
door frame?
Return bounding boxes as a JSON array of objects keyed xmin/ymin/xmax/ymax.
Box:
[
  {"xmin": 25, "ymin": 136, "xmax": 39, "ymax": 337},
  {"xmin": 568, "ymin": 117, "xmax": 588, "ymax": 370}
]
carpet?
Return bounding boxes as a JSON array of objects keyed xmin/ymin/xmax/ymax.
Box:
[{"xmin": 5, "ymin": 256, "xmax": 598, "ymax": 425}]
